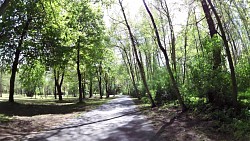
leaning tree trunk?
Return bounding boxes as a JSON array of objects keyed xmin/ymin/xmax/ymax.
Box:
[
  {"xmin": 119, "ymin": 44, "xmax": 140, "ymax": 99},
  {"xmin": 160, "ymin": 0, "xmax": 177, "ymax": 73},
  {"xmin": 143, "ymin": 0, "xmax": 187, "ymax": 111},
  {"xmin": 119, "ymin": 0, "xmax": 156, "ymax": 108},
  {"xmin": 200, "ymin": 0, "xmax": 222, "ymax": 104},
  {"xmin": 201, "ymin": 0, "xmax": 221, "ymax": 69},
  {"xmin": 207, "ymin": 0, "xmax": 238, "ymax": 108},
  {"xmin": 9, "ymin": 17, "xmax": 32, "ymax": 103}
]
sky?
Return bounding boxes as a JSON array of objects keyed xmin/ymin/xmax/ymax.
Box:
[{"xmin": 104, "ymin": 0, "xmax": 189, "ymax": 31}]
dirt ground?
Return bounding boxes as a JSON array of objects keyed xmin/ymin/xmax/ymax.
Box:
[
  {"xmin": 137, "ymin": 104, "xmax": 233, "ymax": 141},
  {"xmin": 0, "ymin": 113, "xmax": 78, "ymax": 140},
  {"xmin": 0, "ymin": 97, "xmax": 109, "ymax": 141},
  {"xmin": 0, "ymin": 96, "xmax": 233, "ymax": 141}
]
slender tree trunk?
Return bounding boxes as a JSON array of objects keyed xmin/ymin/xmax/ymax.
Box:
[
  {"xmin": 97, "ymin": 62, "xmax": 103, "ymax": 99},
  {"xmin": 9, "ymin": 17, "xmax": 32, "ymax": 103},
  {"xmin": 201, "ymin": 0, "xmax": 221, "ymax": 69},
  {"xmin": 162, "ymin": 1, "xmax": 176, "ymax": 72},
  {"xmin": 207, "ymin": 0, "xmax": 238, "ymax": 108},
  {"xmin": 89, "ymin": 76, "xmax": 93, "ymax": 98},
  {"xmin": 183, "ymin": 12, "xmax": 190, "ymax": 84},
  {"xmin": 119, "ymin": 0, "xmax": 156, "ymax": 107},
  {"xmin": 82, "ymin": 71, "xmax": 86, "ymax": 99},
  {"xmin": 193, "ymin": 8, "xmax": 204, "ymax": 56},
  {"xmin": 143, "ymin": 0, "xmax": 187, "ymax": 111},
  {"xmin": 55, "ymin": 71, "xmax": 64, "ymax": 101},
  {"xmin": 0, "ymin": 70, "xmax": 2, "ymax": 97},
  {"xmin": 53, "ymin": 69, "xmax": 57, "ymax": 99},
  {"xmin": 105, "ymin": 73, "xmax": 110, "ymax": 98},
  {"xmin": 119, "ymin": 42, "xmax": 140, "ymax": 98},
  {"xmin": 77, "ymin": 40, "xmax": 83, "ymax": 103}
]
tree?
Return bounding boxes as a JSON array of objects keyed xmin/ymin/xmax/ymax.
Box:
[
  {"xmin": 207, "ymin": 0, "xmax": 238, "ymax": 108},
  {"xmin": 143, "ymin": 0, "xmax": 187, "ymax": 111},
  {"xmin": 0, "ymin": 0, "xmax": 45, "ymax": 102},
  {"xmin": 119, "ymin": 0, "xmax": 156, "ymax": 107},
  {"xmin": 19, "ymin": 61, "xmax": 45, "ymax": 97}
]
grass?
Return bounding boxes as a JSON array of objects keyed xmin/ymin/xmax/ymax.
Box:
[
  {"xmin": 0, "ymin": 93, "xmax": 111, "ymax": 118},
  {"xmin": 0, "ymin": 114, "xmax": 12, "ymax": 123}
]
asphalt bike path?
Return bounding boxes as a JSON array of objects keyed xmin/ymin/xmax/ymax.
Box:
[{"xmin": 24, "ymin": 95, "xmax": 162, "ymax": 141}]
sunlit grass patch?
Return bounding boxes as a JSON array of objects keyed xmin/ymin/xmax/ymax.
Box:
[{"xmin": 0, "ymin": 114, "xmax": 12, "ymax": 123}]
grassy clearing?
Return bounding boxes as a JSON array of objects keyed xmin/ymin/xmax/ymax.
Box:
[
  {"xmin": 0, "ymin": 93, "xmax": 111, "ymax": 120},
  {"xmin": 0, "ymin": 93, "xmax": 116, "ymax": 140}
]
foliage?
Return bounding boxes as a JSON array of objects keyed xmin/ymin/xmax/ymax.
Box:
[{"xmin": 19, "ymin": 61, "xmax": 45, "ymax": 96}]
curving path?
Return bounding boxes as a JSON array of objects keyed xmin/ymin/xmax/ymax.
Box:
[{"xmin": 24, "ymin": 95, "xmax": 161, "ymax": 141}]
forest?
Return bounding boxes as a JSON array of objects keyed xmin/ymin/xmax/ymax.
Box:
[{"xmin": 0, "ymin": 0, "xmax": 250, "ymax": 140}]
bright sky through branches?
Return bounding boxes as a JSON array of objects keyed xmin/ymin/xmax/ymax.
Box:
[{"xmin": 104, "ymin": 0, "xmax": 189, "ymax": 32}]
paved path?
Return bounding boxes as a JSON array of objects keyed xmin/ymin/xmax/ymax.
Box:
[{"xmin": 24, "ymin": 95, "xmax": 160, "ymax": 141}]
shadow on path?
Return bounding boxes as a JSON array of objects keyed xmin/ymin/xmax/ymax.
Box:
[{"xmin": 24, "ymin": 95, "xmax": 161, "ymax": 141}]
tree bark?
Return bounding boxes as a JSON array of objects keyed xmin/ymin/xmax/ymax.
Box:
[
  {"xmin": 119, "ymin": 0, "xmax": 156, "ymax": 108},
  {"xmin": 9, "ymin": 17, "xmax": 32, "ymax": 103},
  {"xmin": 143, "ymin": 0, "xmax": 186, "ymax": 111}
]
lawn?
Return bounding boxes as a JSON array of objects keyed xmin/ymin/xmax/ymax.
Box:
[{"xmin": 0, "ymin": 93, "xmax": 112, "ymax": 140}]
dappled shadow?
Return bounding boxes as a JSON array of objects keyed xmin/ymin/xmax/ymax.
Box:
[
  {"xmin": 0, "ymin": 98, "xmax": 107, "ymax": 117},
  {"xmin": 149, "ymin": 110, "xmax": 233, "ymax": 141},
  {"xmin": 22, "ymin": 95, "xmax": 158, "ymax": 141},
  {"xmin": 24, "ymin": 112, "xmax": 157, "ymax": 141}
]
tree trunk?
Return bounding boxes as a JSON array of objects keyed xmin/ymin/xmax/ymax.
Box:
[
  {"xmin": 77, "ymin": 40, "xmax": 83, "ymax": 103},
  {"xmin": 0, "ymin": 70, "xmax": 2, "ymax": 97},
  {"xmin": 55, "ymin": 71, "xmax": 64, "ymax": 101},
  {"xmin": 201, "ymin": 0, "xmax": 221, "ymax": 69},
  {"xmin": 160, "ymin": 0, "xmax": 177, "ymax": 72},
  {"xmin": 97, "ymin": 62, "xmax": 103, "ymax": 99},
  {"xmin": 121, "ymin": 47, "xmax": 140, "ymax": 99},
  {"xmin": 53, "ymin": 69, "xmax": 57, "ymax": 99},
  {"xmin": 193, "ymin": 8, "xmax": 204, "ymax": 56},
  {"xmin": 143, "ymin": 0, "xmax": 186, "ymax": 111},
  {"xmin": 9, "ymin": 17, "xmax": 32, "ymax": 103},
  {"xmin": 183, "ymin": 11, "xmax": 190, "ymax": 84},
  {"xmin": 105, "ymin": 73, "xmax": 110, "ymax": 98},
  {"xmin": 89, "ymin": 76, "xmax": 93, "ymax": 98},
  {"xmin": 82, "ymin": 71, "xmax": 86, "ymax": 99},
  {"xmin": 119, "ymin": 0, "xmax": 156, "ymax": 108},
  {"xmin": 207, "ymin": 0, "xmax": 238, "ymax": 108}
]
